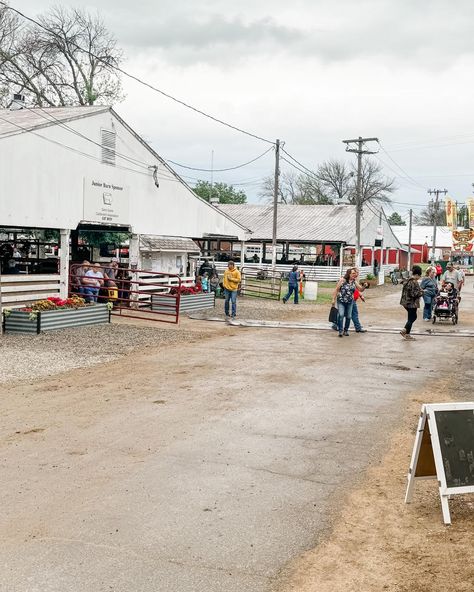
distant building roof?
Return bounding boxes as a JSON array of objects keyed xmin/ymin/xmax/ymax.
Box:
[
  {"xmin": 0, "ymin": 105, "xmax": 109, "ymax": 136},
  {"xmin": 217, "ymin": 203, "xmax": 403, "ymax": 249},
  {"xmin": 140, "ymin": 236, "xmax": 200, "ymax": 252},
  {"xmin": 391, "ymin": 225, "xmax": 453, "ymax": 248}
]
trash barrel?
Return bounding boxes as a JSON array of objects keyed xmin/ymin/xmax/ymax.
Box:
[{"xmin": 304, "ymin": 281, "xmax": 318, "ymax": 301}]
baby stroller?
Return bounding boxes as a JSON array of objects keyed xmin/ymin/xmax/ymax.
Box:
[{"xmin": 432, "ymin": 285, "xmax": 458, "ymax": 325}]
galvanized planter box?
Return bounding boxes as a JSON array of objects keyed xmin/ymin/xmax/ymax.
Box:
[
  {"xmin": 3, "ymin": 304, "xmax": 110, "ymax": 334},
  {"xmin": 151, "ymin": 292, "xmax": 215, "ymax": 314}
]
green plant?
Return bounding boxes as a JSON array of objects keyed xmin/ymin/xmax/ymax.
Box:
[{"xmin": 366, "ymin": 273, "xmax": 375, "ymax": 280}]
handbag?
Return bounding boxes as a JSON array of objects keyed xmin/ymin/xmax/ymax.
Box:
[{"xmin": 329, "ymin": 305, "xmax": 338, "ymax": 324}]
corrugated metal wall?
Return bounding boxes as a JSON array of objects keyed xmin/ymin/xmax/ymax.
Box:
[{"xmin": 151, "ymin": 293, "xmax": 215, "ymax": 314}]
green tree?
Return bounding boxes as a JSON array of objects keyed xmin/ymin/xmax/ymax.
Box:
[
  {"xmin": 194, "ymin": 180, "xmax": 247, "ymax": 204},
  {"xmin": 79, "ymin": 231, "xmax": 129, "ymax": 247},
  {"xmin": 388, "ymin": 212, "xmax": 406, "ymax": 226}
]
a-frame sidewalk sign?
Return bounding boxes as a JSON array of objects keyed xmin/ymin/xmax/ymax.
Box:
[{"xmin": 405, "ymin": 402, "xmax": 474, "ymax": 525}]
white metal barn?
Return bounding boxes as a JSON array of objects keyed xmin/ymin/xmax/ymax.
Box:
[{"xmin": 0, "ymin": 105, "xmax": 247, "ymax": 305}]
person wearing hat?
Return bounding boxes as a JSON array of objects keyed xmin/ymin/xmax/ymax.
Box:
[{"xmin": 442, "ymin": 262, "xmax": 462, "ymax": 291}]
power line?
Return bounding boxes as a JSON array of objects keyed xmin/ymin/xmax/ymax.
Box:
[
  {"xmin": 0, "ymin": 2, "xmax": 275, "ymax": 146},
  {"xmin": 6, "ymin": 105, "xmax": 272, "ymax": 190},
  {"xmin": 20, "ymin": 104, "xmax": 152, "ymax": 171},
  {"xmin": 280, "ymin": 148, "xmax": 319, "ymax": 178},
  {"xmin": 280, "ymin": 156, "xmax": 316, "ymax": 178},
  {"xmin": 167, "ymin": 146, "xmax": 274, "ymax": 172},
  {"xmin": 377, "ymin": 143, "xmax": 427, "ymax": 190},
  {"xmin": 0, "ymin": 113, "xmax": 185, "ymax": 182}
]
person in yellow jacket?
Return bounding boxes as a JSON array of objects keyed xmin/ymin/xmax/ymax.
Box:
[{"xmin": 223, "ymin": 260, "xmax": 241, "ymax": 318}]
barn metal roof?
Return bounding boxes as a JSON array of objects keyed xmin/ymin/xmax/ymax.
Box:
[
  {"xmin": 0, "ymin": 106, "xmax": 109, "ymax": 136},
  {"xmin": 140, "ymin": 236, "xmax": 201, "ymax": 252},
  {"xmin": 216, "ymin": 203, "xmax": 403, "ymax": 248},
  {"xmin": 217, "ymin": 204, "xmax": 357, "ymax": 242}
]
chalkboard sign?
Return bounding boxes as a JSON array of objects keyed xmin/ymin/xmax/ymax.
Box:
[
  {"xmin": 405, "ymin": 403, "xmax": 474, "ymax": 525},
  {"xmin": 434, "ymin": 410, "xmax": 474, "ymax": 488}
]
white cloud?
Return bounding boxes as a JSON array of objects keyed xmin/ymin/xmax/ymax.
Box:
[{"xmin": 12, "ymin": 0, "xmax": 474, "ymax": 207}]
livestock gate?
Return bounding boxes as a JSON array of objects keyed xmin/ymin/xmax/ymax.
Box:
[{"xmin": 239, "ymin": 266, "xmax": 283, "ymax": 301}]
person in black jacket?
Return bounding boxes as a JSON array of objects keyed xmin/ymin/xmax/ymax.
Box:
[{"xmin": 400, "ymin": 265, "xmax": 423, "ymax": 340}]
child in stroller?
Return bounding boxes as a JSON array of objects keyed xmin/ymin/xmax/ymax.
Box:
[{"xmin": 432, "ymin": 282, "xmax": 458, "ymax": 324}]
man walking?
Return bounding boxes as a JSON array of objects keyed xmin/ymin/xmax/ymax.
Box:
[
  {"xmin": 223, "ymin": 260, "xmax": 241, "ymax": 319},
  {"xmin": 282, "ymin": 265, "xmax": 300, "ymax": 304}
]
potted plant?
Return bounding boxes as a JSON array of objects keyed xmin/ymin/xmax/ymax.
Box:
[{"xmin": 3, "ymin": 296, "xmax": 110, "ymax": 334}]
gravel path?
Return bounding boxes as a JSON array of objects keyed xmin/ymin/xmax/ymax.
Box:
[
  {"xmin": 0, "ymin": 324, "xmax": 205, "ymax": 385},
  {"xmin": 190, "ymin": 295, "xmax": 324, "ymax": 321},
  {"xmin": 0, "ymin": 285, "xmax": 399, "ymax": 386}
]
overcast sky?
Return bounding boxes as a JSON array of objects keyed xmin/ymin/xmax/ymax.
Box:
[{"xmin": 15, "ymin": 0, "xmax": 474, "ymax": 217}]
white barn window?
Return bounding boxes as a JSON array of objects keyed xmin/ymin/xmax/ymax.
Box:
[{"xmin": 101, "ymin": 129, "xmax": 116, "ymax": 166}]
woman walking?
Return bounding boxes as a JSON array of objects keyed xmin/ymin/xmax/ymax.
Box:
[
  {"xmin": 332, "ymin": 267, "xmax": 365, "ymax": 337},
  {"xmin": 420, "ymin": 267, "xmax": 438, "ymax": 321},
  {"xmin": 400, "ymin": 265, "xmax": 424, "ymax": 340}
]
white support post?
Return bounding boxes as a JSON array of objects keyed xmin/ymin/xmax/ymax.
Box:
[
  {"xmin": 339, "ymin": 243, "xmax": 344, "ymax": 277},
  {"xmin": 129, "ymin": 233, "xmax": 140, "ymax": 308},
  {"xmin": 59, "ymin": 229, "xmax": 71, "ymax": 298},
  {"xmin": 129, "ymin": 233, "xmax": 140, "ymax": 267},
  {"xmin": 240, "ymin": 241, "xmax": 245, "ymax": 269},
  {"xmin": 0, "ymin": 264, "xmax": 3, "ymax": 334}
]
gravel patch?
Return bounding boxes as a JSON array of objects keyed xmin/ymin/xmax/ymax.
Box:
[
  {"xmin": 0, "ymin": 324, "xmax": 205, "ymax": 385},
  {"xmin": 191, "ymin": 296, "xmax": 325, "ymax": 321}
]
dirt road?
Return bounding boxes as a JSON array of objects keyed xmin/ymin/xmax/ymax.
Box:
[{"xmin": 0, "ymin": 284, "xmax": 473, "ymax": 591}]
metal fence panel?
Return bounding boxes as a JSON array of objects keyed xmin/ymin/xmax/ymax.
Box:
[{"xmin": 240, "ymin": 267, "xmax": 283, "ymax": 300}]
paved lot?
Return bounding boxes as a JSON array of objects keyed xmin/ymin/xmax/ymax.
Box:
[{"xmin": 0, "ymin": 284, "xmax": 472, "ymax": 591}]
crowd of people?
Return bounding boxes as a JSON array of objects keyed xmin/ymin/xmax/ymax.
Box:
[
  {"xmin": 399, "ymin": 262, "xmax": 464, "ymax": 340},
  {"xmin": 71, "ymin": 259, "xmax": 131, "ymax": 305}
]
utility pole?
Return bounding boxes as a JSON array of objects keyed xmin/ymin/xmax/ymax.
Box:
[
  {"xmin": 342, "ymin": 136, "xmax": 379, "ymax": 267},
  {"xmin": 407, "ymin": 209, "xmax": 413, "ymax": 271},
  {"xmin": 271, "ymin": 139, "xmax": 280, "ymax": 269},
  {"xmin": 428, "ymin": 188, "xmax": 448, "ymax": 263}
]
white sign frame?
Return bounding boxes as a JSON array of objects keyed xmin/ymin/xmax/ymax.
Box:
[{"xmin": 405, "ymin": 402, "xmax": 474, "ymax": 525}]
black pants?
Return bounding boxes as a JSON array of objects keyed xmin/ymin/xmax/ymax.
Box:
[{"xmin": 404, "ymin": 307, "xmax": 417, "ymax": 334}]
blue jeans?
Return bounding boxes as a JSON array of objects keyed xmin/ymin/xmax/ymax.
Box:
[
  {"xmin": 283, "ymin": 284, "xmax": 298, "ymax": 303},
  {"xmin": 224, "ymin": 289, "xmax": 238, "ymax": 317},
  {"xmin": 423, "ymin": 296, "xmax": 433, "ymax": 320},
  {"xmin": 351, "ymin": 301, "xmax": 362, "ymax": 331},
  {"xmin": 337, "ymin": 300, "xmax": 353, "ymax": 333},
  {"xmin": 83, "ymin": 287, "xmax": 99, "ymax": 303}
]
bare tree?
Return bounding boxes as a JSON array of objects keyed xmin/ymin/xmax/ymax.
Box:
[
  {"xmin": 316, "ymin": 159, "xmax": 354, "ymax": 203},
  {"xmin": 355, "ymin": 158, "xmax": 395, "ymax": 207},
  {"xmin": 259, "ymin": 171, "xmax": 332, "ymax": 205},
  {"xmin": 0, "ymin": 4, "xmax": 123, "ymax": 106},
  {"xmin": 316, "ymin": 158, "xmax": 395, "ymax": 207},
  {"xmin": 415, "ymin": 202, "xmax": 447, "ymax": 226},
  {"xmin": 260, "ymin": 158, "xmax": 395, "ymax": 208}
]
